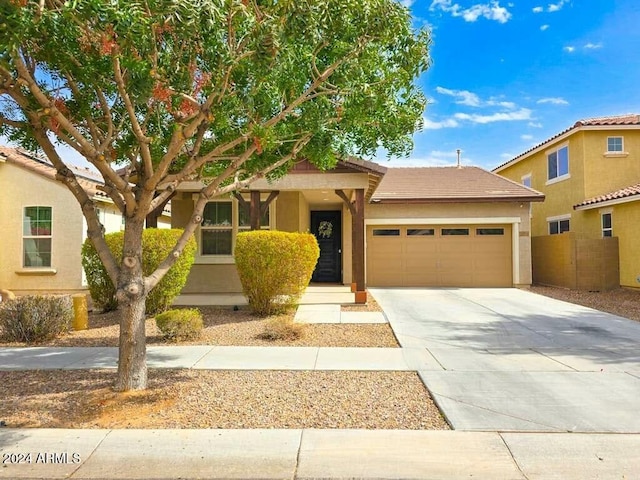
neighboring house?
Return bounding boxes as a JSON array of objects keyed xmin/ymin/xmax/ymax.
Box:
[
  {"xmin": 171, "ymin": 158, "xmax": 543, "ymax": 304},
  {"xmin": 493, "ymin": 114, "xmax": 640, "ymax": 290},
  {"xmin": 0, "ymin": 147, "xmax": 171, "ymax": 296}
]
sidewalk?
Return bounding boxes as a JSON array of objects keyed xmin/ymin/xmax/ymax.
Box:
[{"xmin": 2, "ymin": 428, "xmax": 640, "ymax": 479}]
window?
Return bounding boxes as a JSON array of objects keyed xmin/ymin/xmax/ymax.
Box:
[
  {"xmin": 201, "ymin": 202, "xmax": 233, "ymax": 255},
  {"xmin": 549, "ymin": 219, "xmax": 570, "ymax": 235},
  {"xmin": 522, "ymin": 174, "xmax": 532, "ymax": 188},
  {"xmin": 476, "ymin": 228, "xmax": 504, "ymax": 236},
  {"xmin": 200, "ymin": 198, "xmax": 272, "ymax": 257},
  {"xmin": 547, "ymin": 146, "xmax": 569, "ymax": 181},
  {"xmin": 442, "ymin": 228, "xmax": 469, "ymax": 236},
  {"xmin": 602, "ymin": 213, "xmax": 612, "ymax": 237},
  {"xmin": 407, "ymin": 228, "xmax": 435, "ymax": 236},
  {"xmin": 372, "ymin": 229, "xmax": 400, "ymax": 236},
  {"xmin": 23, "ymin": 206, "xmax": 52, "ymax": 267},
  {"xmin": 607, "ymin": 137, "xmax": 623, "ymax": 153}
]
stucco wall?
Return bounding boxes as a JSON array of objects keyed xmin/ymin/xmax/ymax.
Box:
[
  {"xmin": 0, "ymin": 162, "xmax": 85, "ymax": 294},
  {"xmin": 611, "ymin": 202, "xmax": 640, "ymax": 288}
]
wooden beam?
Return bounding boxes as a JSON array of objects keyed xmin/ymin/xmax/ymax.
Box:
[
  {"xmin": 232, "ymin": 191, "xmax": 250, "ymax": 216},
  {"xmin": 353, "ymin": 188, "xmax": 366, "ymax": 298},
  {"xmin": 145, "ymin": 191, "xmax": 176, "ymax": 228},
  {"xmin": 250, "ymin": 190, "xmax": 261, "ymax": 230},
  {"xmin": 335, "ymin": 189, "xmax": 356, "ymax": 216},
  {"xmin": 260, "ymin": 190, "xmax": 280, "ymax": 216}
]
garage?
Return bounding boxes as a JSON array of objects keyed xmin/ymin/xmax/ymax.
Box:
[{"xmin": 366, "ymin": 224, "xmax": 513, "ymax": 287}]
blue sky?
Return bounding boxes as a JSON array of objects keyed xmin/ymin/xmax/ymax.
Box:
[{"xmin": 382, "ymin": 0, "xmax": 640, "ymax": 169}]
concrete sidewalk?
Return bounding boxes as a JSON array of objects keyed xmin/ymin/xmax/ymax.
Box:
[
  {"xmin": 0, "ymin": 345, "xmax": 439, "ymax": 371},
  {"xmin": 2, "ymin": 428, "xmax": 639, "ymax": 479}
]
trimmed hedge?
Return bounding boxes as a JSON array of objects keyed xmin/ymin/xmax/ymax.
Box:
[
  {"xmin": 235, "ymin": 230, "xmax": 319, "ymax": 316},
  {"xmin": 0, "ymin": 295, "xmax": 72, "ymax": 343},
  {"xmin": 155, "ymin": 308, "xmax": 203, "ymax": 341},
  {"xmin": 82, "ymin": 229, "xmax": 196, "ymax": 314}
]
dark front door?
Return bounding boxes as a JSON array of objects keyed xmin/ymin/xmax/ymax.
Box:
[{"xmin": 311, "ymin": 210, "xmax": 342, "ymax": 282}]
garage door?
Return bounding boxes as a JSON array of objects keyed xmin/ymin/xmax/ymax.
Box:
[{"xmin": 366, "ymin": 225, "xmax": 512, "ymax": 287}]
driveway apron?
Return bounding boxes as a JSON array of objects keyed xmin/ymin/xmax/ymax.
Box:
[{"xmin": 370, "ymin": 288, "xmax": 640, "ymax": 432}]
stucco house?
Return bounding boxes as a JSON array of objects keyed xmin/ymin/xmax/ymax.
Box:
[
  {"xmin": 171, "ymin": 158, "xmax": 544, "ymax": 304},
  {"xmin": 0, "ymin": 147, "xmax": 170, "ymax": 296},
  {"xmin": 493, "ymin": 114, "xmax": 640, "ymax": 290}
]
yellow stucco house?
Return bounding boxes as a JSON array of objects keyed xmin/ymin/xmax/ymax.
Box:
[
  {"xmin": 494, "ymin": 114, "xmax": 640, "ymax": 290},
  {"xmin": 0, "ymin": 147, "xmax": 170, "ymax": 296},
  {"xmin": 171, "ymin": 158, "xmax": 543, "ymax": 305}
]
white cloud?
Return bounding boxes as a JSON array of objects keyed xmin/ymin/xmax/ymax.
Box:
[
  {"xmin": 487, "ymin": 99, "xmax": 516, "ymax": 109},
  {"xmin": 584, "ymin": 42, "xmax": 603, "ymax": 49},
  {"xmin": 454, "ymin": 108, "xmax": 533, "ymax": 124},
  {"xmin": 537, "ymin": 97, "xmax": 569, "ymax": 105},
  {"xmin": 429, "ymin": 0, "xmax": 512, "ymax": 23},
  {"xmin": 547, "ymin": 0, "xmax": 567, "ymax": 12},
  {"xmin": 399, "ymin": 0, "xmax": 415, "ymax": 7},
  {"xmin": 386, "ymin": 151, "xmax": 474, "ymax": 167},
  {"xmin": 422, "ymin": 117, "xmax": 460, "ymax": 129},
  {"xmin": 532, "ymin": 6, "xmax": 543, "ymax": 13},
  {"xmin": 564, "ymin": 46, "xmax": 575, "ymax": 53},
  {"xmin": 540, "ymin": 24, "xmax": 549, "ymax": 31},
  {"xmin": 528, "ymin": 122, "xmax": 543, "ymax": 128},
  {"xmin": 436, "ymin": 86, "xmax": 481, "ymax": 107},
  {"xmin": 521, "ymin": 134, "xmax": 534, "ymax": 140}
]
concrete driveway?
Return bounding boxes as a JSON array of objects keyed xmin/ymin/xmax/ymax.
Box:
[{"xmin": 370, "ymin": 288, "xmax": 640, "ymax": 433}]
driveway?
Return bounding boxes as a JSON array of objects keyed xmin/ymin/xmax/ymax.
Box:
[{"xmin": 370, "ymin": 288, "xmax": 640, "ymax": 433}]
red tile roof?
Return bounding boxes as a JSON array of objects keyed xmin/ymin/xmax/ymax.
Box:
[
  {"xmin": 574, "ymin": 183, "xmax": 640, "ymax": 209},
  {"xmin": 493, "ymin": 114, "xmax": 640, "ymax": 172},
  {"xmin": 371, "ymin": 166, "xmax": 544, "ymax": 203},
  {"xmin": 0, "ymin": 146, "xmax": 103, "ymax": 196}
]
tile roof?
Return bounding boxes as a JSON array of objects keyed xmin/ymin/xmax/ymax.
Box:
[
  {"xmin": 0, "ymin": 146, "xmax": 103, "ymax": 197},
  {"xmin": 371, "ymin": 166, "xmax": 545, "ymax": 203},
  {"xmin": 574, "ymin": 183, "xmax": 640, "ymax": 209},
  {"xmin": 493, "ymin": 113, "xmax": 640, "ymax": 172}
]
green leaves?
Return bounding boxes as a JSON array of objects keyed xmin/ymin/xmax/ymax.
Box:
[{"xmin": 0, "ymin": 0, "xmax": 430, "ymax": 179}]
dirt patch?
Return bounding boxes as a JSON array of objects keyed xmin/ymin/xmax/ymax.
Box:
[
  {"xmin": 0, "ymin": 369, "xmax": 449, "ymax": 430},
  {"xmin": 529, "ymin": 285, "xmax": 640, "ymax": 323}
]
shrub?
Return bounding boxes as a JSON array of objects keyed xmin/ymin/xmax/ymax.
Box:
[
  {"xmin": 155, "ymin": 308, "xmax": 203, "ymax": 341},
  {"xmin": 235, "ymin": 230, "xmax": 319, "ymax": 316},
  {"xmin": 82, "ymin": 229, "xmax": 196, "ymax": 314},
  {"xmin": 258, "ymin": 316, "xmax": 305, "ymax": 341},
  {"xmin": 0, "ymin": 295, "xmax": 72, "ymax": 343}
]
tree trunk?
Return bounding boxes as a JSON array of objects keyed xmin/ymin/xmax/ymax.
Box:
[{"xmin": 114, "ymin": 218, "xmax": 148, "ymax": 391}]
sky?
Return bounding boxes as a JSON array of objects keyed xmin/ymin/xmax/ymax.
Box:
[
  {"xmin": 384, "ymin": 0, "xmax": 640, "ymax": 169},
  {"xmin": 3, "ymin": 0, "xmax": 640, "ymax": 172}
]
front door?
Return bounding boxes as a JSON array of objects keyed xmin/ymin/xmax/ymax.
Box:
[{"xmin": 311, "ymin": 211, "xmax": 342, "ymax": 282}]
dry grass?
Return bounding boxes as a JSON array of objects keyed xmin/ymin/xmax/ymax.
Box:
[
  {"xmin": 530, "ymin": 285, "xmax": 640, "ymax": 322},
  {"xmin": 0, "ymin": 369, "xmax": 450, "ymax": 430}
]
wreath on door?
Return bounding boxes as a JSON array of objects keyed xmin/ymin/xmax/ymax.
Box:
[{"xmin": 318, "ymin": 221, "xmax": 333, "ymax": 238}]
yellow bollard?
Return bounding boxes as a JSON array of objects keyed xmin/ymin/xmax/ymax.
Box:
[{"xmin": 72, "ymin": 294, "xmax": 89, "ymax": 330}]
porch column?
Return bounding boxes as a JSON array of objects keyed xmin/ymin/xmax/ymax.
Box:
[
  {"xmin": 335, "ymin": 188, "xmax": 367, "ymax": 304},
  {"xmin": 353, "ymin": 188, "xmax": 366, "ymax": 304},
  {"xmin": 250, "ymin": 190, "xmax": 261, "ymax": 230},
  {"xmin": 145, "ymin": 191, "xmax": 175, "ymax": 228}
]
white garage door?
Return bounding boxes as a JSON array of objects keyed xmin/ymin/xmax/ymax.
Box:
[{"xmin": 367, "ymin": 224, "xmax": 512, "ymax": 287}]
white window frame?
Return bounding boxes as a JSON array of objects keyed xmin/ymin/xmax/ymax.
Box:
[
  {"xmin": 521, "ymin": 173, "xmax": 532, "ymax": 188},
  {"xmin": 606, "ymin": 136, "xmax": 623, "ymax": 153},
  {"xmin": 22, "ymin": 205, "xmax": 53, "ymax": 268},
  {"xmin": 196, "ymin": 194, "xmax": 275, "ymax": 264},
  {"xmin": 547, "ymin": 214, "xmax": 571, "ymax": 235},
  {"xmin": 601, "ymin": 211, "xmax": 613, "ymax": 238},
  {"xmin": 546, "ymin": 145, "xmax": 570, "ymax": 185}
]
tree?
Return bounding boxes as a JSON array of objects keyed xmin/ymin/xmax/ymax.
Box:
[{"xmin": 0, "ymin": 0, "xmax": 431, "ymax": 391}]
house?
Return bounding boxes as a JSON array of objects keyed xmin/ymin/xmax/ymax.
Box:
[
  {"xmin": 0, "ymin": 147, "xmax": 171, "ymax": 296},
  {"xmin": 493, "ymin": 114, "xmax": 640, "ymax": 290},
  {"xmin": 171, "ymin": 158, "xmax": 544, "ymax": 304}
]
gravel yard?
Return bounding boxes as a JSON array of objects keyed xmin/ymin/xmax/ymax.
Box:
[
  {"xmin": 529, "ymin": 285, "xmax": 640, "ymax": 322},
  {"xmin": 0, "ymin": 305, "xmax": 398, "ymax": 348},
  {"xmin": 0, "ymin": 369, "xmax": 449, "ymax": 430}
]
